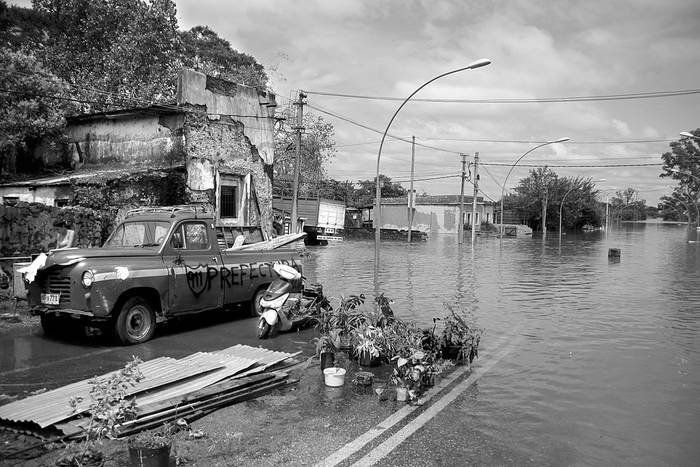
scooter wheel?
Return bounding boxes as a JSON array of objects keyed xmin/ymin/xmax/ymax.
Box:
[{"xmin": 257, "ymin": 320, "xmax": 271, "ymax": 339}]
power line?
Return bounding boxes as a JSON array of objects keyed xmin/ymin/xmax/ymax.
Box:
[
  {"xmin": 304, "ymin": 101, "xmax": 460, "ymax": 155},
  {"xmin": 481, "ymin": 162, "xmax": 663, "ymax": 168},
  {"xmin": 304, "ymin": 88, "xmax": 700, "ymax": 103}
]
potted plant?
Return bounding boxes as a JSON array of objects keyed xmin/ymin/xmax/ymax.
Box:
[
  {"xmin": 313, "ymin": 329, "xmax": 341, "ymax": 370},
  {"xmin": 127, "ymin": 424, "xmax": 174, "ymax": 467},
  {"xmin": 440, "ymin": 305, "xmax": 483, "ymax": 364},
  {"xmin": 57, "ymin": 357, "xmax": 144, "ymax": 466},
  {"xmin": 352, "ymin": 325, "xmax": 384, "ymax": 366}
]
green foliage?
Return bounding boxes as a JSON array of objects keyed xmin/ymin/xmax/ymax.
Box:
[
  {"xmin": 180, "ymin": 25, "xmax": 267, "ymax": 89},
  {"xmin": 608, "ymin": 188, "xmax": 647, "ymax": 223},
  {"xmin": 30, "ymin": 0, "xmax": 183, "ymax": 112},
  {"xmin": 659, "ymin": 131, "xmax": 700, "ymax": 224},
  {"xmin": 273, "ymin": 110, "xmax": 337, "ymax": 197},
  {"xmin": 127, "ymin": 423, "xmax": 175, "ymax": 449},
  {"xmin": 440, "ymin": 304, "xmax": 482, "ymax": 364},
  {"xmin": 508, "ymin": 168, "xmax": 604, "ymax": 230},
  {"xmin": 351, "ymin": 175, "xmax": 408, "ymax": 207},
  {"xmin": 0, "ymin": 48, "xmax": 73, "ymax": 172},
  {"xmin": 60, "ymin": 356, "xmax": 144, "ymax": 465}
]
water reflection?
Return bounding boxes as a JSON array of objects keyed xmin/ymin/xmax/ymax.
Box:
[{"xmin": 304, "ymin": 223, "xmax": 700, "ymax": 464}]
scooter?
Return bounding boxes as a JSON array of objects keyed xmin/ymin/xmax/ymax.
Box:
[{"xmin": 257, "ymin": 263, "xmax": 328, "ymax": 339}]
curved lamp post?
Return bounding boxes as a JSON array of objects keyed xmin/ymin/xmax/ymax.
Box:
[
  {"xmin": 499, "ymin": 138, "xmax": 570, "ymax": 239},
  {"xmin": 373, "ymin": 58, "xmax": 492, "ymax": 280},
  {"xmin": 558, "ymin": 178, "xmax": 606, "ymax": 243}
]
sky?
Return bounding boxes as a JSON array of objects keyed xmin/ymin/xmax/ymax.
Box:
[{"xmin": 13, "ymin": 0, "xmax": 700, "ymax": 205}]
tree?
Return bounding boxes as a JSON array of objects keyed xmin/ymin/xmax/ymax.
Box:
[
  {"xmin": 660, "ymin": 131, "xmax": 700, "ymax": 225},
  {"xmin": 273, "ymin": 110, "xmax": 336, "ymax": 197},
  {"xmin": 507, "ymin": 168, "xmax": 603, "ymax": 230},
  {"xmin": 31, "ymin": 0, "xmax": 183, "ymax": 112},
  {"xmin": 609, "ymin": 188, "xmax": 647, "ymax": 223},
  {"xmin": 180, "ymin": 26, "xmax": 267, "ymax": 89},
  {"xmin": 351, "ymin": 175, "xmax": 407, "ymax": 208},
  {"xmin": 0, "ymin": 49, "xmax": 74, "ymax": 175}
]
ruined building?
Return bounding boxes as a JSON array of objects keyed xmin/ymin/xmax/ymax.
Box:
[{"xmin": 0, "ymin": 69, "xmax": 278, "ymax": 235}]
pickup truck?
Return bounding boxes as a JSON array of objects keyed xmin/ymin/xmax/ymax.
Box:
[{"xmin": 25, "ymin": 206, "xmax": 302, "ymax": 344}]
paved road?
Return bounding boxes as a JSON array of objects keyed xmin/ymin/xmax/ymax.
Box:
[{"xmin": 0, "ymin": 308, "xmax": 317, "ymax": 397}]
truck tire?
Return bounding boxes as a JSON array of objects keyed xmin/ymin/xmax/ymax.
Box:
[
  {"xmin": 250, "ymin": 287, "xmax": 267, "ymax": 317},
  {"xmin": 114, "ymin": 296, "xmax": 156, "ymax": 345},
  {"xmin": 40, "ymin": 314, "xmax": 61, "ymax": 337}
]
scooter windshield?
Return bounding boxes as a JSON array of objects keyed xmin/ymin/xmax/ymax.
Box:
[{"xmin": 263, "ymin": 279, "xmax": 292, "ymax": 300}]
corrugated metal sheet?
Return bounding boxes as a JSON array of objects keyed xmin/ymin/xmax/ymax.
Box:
[
  {"xmin": 0, "ymin": 356, "xmax": 224, "ymax": 428},
  {"xmin": 133, "ymin": 353, "xmax": 258, "ymax": 408},
  {"xmin": 0, "ymin": 345, "xmax": 299, "ymax": 430},
  {"xmin": 215, "ymin": 345, "xmax": 299, "ymax": 370}
]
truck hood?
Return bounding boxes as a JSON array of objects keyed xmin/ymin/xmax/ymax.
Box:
[{"xmin": 44, "ymin": 247, "xmax": 159, "ymax": 267}]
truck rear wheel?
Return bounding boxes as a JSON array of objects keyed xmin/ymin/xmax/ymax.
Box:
[{"xmin": 114, "ymin": 296, "xmax": 156, "ymax": 345}]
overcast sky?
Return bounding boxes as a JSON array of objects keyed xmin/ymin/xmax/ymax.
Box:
[{"xmin": 14, "ymin": 0, "xmax": 700, "ymax": 205}]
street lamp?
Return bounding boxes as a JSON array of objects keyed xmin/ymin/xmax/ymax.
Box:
[
  {"xmin": 374, "ymin": 58, "xmax": 492, "ymax": 281},
  {"xmin": 558, "ymin": 178, "xmax": 606, "ymax": 243},
  {"xmin": 499, "ymin": 138, "xmax": 570, "ymax": 238}
]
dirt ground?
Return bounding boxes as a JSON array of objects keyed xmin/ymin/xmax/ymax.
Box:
[
  {"xmin": 1, "ymin": 358, "xmax": 407, "ymax": 466},
  {"xmin": 0, "ymin": 300, "xmax": 38, "ymax": 332}
]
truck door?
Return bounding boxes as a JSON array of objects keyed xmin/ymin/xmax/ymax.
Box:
[{"xmin": 162, "ymin": 221, "xmax": 223, "ymax": 314}]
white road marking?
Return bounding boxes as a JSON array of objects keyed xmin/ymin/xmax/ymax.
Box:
[
  {"xmin": 315, "ymin": 334, "xmax": 518, "ymax": 467},
  {"xmin": 352, "ymin": 337, "xmax": 520, "ymax": 466}
]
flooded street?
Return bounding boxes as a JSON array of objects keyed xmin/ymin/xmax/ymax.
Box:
[
  {"xmin": 1, "ymin": 223, "xmax": 699, "ymax": 465},
  {"xmin": 304, "ymin": 223, "xmax": 700, "ymax": 465}
]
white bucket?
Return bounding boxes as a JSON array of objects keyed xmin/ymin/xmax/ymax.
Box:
[{"xmin": 323, "ymin": 367, "xmax": 346, "ymax": 387}]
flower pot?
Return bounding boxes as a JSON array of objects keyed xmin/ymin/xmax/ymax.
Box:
[
  {"xmin": 396, "ymin": 387, "xmax": 408, "ymax": 402},
  {"xmin": 320, "ymin": 352, "xmax": 335, "ymax": 371},
  {"xmin": 323, "ymin": 367, "xmax": 346, "ymax": 387},
  {"xmin": 356, "ymin": 349, "xmax": 381, "ymax": 367},
  {"xmin": 128, "ymin": 443, "xmax": 171, "ymax": 467}
]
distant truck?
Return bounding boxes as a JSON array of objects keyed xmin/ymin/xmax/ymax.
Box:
[
  {"xmin": 273, "ymin": 196, "xmax": 346, "ymax": 245},
  {"xmin": 25, "ymin": 206, "xmax": 302, "ymax": 344}
]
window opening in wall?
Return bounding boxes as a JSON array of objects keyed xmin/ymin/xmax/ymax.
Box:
[
  {"xmin": 3, "ymin": 196, "xmax": 19, "ymax": 206},
  {"xmin": 219, "ymin": 174, "xmax": 242, "ymax": 219},
  {"xmin": 55, "ymin": 198, "xmax": 70, "ymax": 207}
]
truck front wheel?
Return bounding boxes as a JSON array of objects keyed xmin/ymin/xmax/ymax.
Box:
[
  {"xmin": 41, "ymin": 314, "xmax": 62, "ymax": 337},
  {"xmin": 114, "ymin": 296, "xmax": 156, "ymax": 345},
  {"xmin": 250, "ymin": 287, "xmax": 267, "ymax": 317}
]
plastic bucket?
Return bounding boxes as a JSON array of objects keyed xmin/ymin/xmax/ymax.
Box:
[{"xmin": 323, "ymin": 367, "xmax": 346, "ymax": 387}]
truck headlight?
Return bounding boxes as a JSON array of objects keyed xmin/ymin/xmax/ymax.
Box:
[{"xmin": 81, "ymin": 270, "xmax": 95, "ymax": 288}]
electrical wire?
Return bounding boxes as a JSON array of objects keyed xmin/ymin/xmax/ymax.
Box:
[{"xmin": 304, "ymin": 88, "xmax": 700, "ymax": 103}]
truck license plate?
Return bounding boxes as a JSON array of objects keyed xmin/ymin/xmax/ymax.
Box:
[{"xmin": 41, "ymin": 293, "xmax": 61, "ymax": 305}]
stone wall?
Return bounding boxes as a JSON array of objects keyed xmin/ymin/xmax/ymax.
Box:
[
  {"xmin": 177, "ymin": 69, "xmax": 277, "ymax": 234},
  {"xmin": 0, "ymin": 202, "xmax": 115, "ymax": 257}
]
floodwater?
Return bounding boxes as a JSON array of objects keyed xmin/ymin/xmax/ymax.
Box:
[{"xmin": 303, "ymin": 223, "xmax": 700, "ymax": 465}]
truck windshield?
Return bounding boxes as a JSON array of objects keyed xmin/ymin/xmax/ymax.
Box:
[{"xmin": 103, "ymin": 221, "xmax": 171, "ymax": 248}]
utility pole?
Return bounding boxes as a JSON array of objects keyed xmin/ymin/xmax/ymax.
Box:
[
  {"xmin": 458, "ymin": 153, "xmax": 468, "ymax": 244},
  {"xmin": 407, "ymin": 136, "xmax": 416, "ymax": 243},
  {"xmin": 470, "ymin": 152, "xmax": 479, "ymax": 244},
  {"xmin": 290, "ymin": 91, "xmax": 306, "ymax": 233}
]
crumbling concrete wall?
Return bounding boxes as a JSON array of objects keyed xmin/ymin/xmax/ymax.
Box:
[
  {"xmin": 66, "ymin": 112, "xmax": 185, "ymax": 170},
  {"xmin": 0, "ymin": 202, "xmax": 114, "ymax": 256},
  {"xmin": 177, "ymin": 69, "xmax": 277, "ymax": 234}
]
